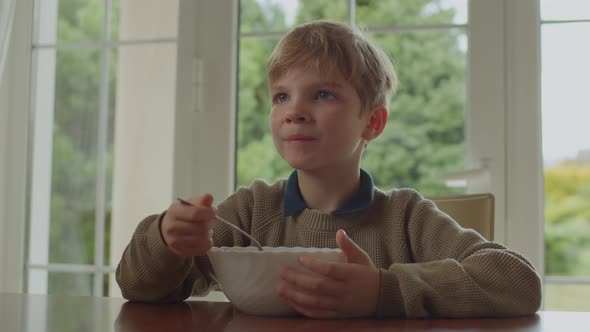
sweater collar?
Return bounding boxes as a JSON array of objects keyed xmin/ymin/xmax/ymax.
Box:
[{"xmin": 284, "ymin": 169, "xmax": 374, "ymax": 217}]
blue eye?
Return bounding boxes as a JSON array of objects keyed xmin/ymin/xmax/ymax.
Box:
[
  {"xmin": 274, "ymin": 93, "xmax": 288, "ymax": 104},
  {"xmin": 317, "ymin": 90, "xmax": 336, "ymax": 100}
]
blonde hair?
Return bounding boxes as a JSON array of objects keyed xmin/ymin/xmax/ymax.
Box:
[{"xmin": 267, "ymin": 20, "xmax": 398, "ymax": 113}]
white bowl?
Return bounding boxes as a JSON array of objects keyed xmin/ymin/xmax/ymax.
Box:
[{"xmin": 207, "ymin": 246, "xmax": 345, "ymax": 316}]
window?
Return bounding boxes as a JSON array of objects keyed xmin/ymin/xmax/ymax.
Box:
[
  {"xmin": 237, "ymin": 0, "xmax": 468, "ymax": 196},
  {"xmin": 11, "ymin": 1, "xmax": 551, "ymax": 306},
  {"xmin": 26, "ymin": 0, "xmax": 178, "ymax": 297},
  {"xmin": 540, "ymin": 0, "xmax": 590, "ymax": 311}
]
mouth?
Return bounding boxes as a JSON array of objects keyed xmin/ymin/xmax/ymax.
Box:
[{"xmin": 286, "ymin": 134, "xmax": 316, "ymax": 142}]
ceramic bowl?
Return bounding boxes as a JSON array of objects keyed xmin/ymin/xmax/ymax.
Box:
[{"xmin": 207, "ymin": 246, "xmax": 344, "ymax": 316}]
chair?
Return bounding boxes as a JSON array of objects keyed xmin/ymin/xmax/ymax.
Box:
[{"xmin": 429, "ymin": 193, "xmax": 495, "ymax": 240}]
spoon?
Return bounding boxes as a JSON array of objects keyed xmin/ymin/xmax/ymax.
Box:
[{"xmin": 175, "ymin": 197, "xmax": 264, "ymax": 251}]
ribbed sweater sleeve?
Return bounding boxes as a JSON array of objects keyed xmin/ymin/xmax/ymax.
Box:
[
  {"xmin": 376, "ymin": 191, "xmax": 542, "ymax": 318},
  {"xmin": 116, "ymin": 213, "xmax": 203, "ymax": 302},
  {"xmin": 115, "ymin": 180, "xmax": 272, "ymax": 302}
]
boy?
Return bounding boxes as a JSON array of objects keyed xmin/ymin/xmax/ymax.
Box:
[{"xmin": 116, "ymin": 21, "xmax": 541, "ymax": 319}]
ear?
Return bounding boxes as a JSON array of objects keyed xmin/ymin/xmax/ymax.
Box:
[{"xmin": 362, "ymin": 106, "xmax": 387, "ymax": 141}]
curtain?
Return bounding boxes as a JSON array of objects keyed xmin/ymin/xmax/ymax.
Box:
[{"xmin": 0, "ymin": 0, "xmax": 16, "ymax": 81}]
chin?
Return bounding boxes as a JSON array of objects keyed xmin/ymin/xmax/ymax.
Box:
[
  {"xmin": 286, "ymin": 160, "xmax": 308, "ymax": 170},
  {"xmin": 284, "ymin": 157, "xmax": 316, "ymax": 170}
]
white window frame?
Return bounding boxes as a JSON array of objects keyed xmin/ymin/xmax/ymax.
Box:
[{"xmin": 468, "ymin": 0, "xmax": 544, "ymax": 272}]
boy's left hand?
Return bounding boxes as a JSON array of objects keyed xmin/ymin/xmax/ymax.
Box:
[{"xmin": 277, "ymin": 229, "xmax": 380, "ymax": 318}]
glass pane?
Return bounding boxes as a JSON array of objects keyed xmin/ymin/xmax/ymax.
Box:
[
  {"xmin": 542, "ymin": 23, "xmax": 590, "ymax": 283},
  {"xmin": 542, "ymin": 0, "xmax": 590, "ymax": 21},
  {"xmin": 544, "ymin": 283, "xmax": 590, "ymax": 311},
  {"xmin": 236, "ymin": 37, "xmax": 291, "ymax": 187},
  {"xmin": 48, "ymin": 47, "xmax": 102, "ymax": 265},
  {"xmin": 111, "ymin": 0, "xmax": 178, "ymax": 41},
  {"xmin": 105, "ymin": 48, "xmax": 117, "ymax": 267},
  {"xmin": 103, "ymin": 273, "xmax": 111, "ymax": 296},
  {"xmin": 236, "ymin": 10, "xmax": 467, "ymax": 195},
  {"xmin": 239, "ymin": 0, "xmax": 348, "ymax": 34},
  {"xmin": 37, "ymin": 0, "xmax": 104, "ymax": 44},
  {"xmin": 364, "ymin": 30, "xmax": 466, "ymax": 195},
  {"xmin": 356, "ymin": 0, "xmax": 468, "ymax": 27},
  {"xmin": 47, "ymin": 271, "xmax": 93, "ymax": 295},
  {"xmin": 29, "ymin": 2, "xmax": 178, "ymax": 297}
]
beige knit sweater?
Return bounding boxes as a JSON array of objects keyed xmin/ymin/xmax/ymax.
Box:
[{"xmin": 116, "ymin": 179, "xmax": 542, "ymax": 318}]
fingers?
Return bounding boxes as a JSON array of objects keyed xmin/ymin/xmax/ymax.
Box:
[
  {"xmin": 170, "ymin": 201, "xmax": 217, "ymax": 223},
  {"xmin": 190, "ymin": 193, "xmax": 214, "ymax": 207},
  {"xmin": 161, "ymin": 194, "xmax": 217, "ymax": 256},
  {"xmin": 168, "ymin": 236, "xmax": 213, "ymax": 257},
  {"xmin": 165, "ymin": 220, "xmax": 213, "ymax": 237},
  {"xmin": 278, "ymin": 265, "xmax": 347, "ymax": 318},
  {"xmin": 278, "ymin": 259, "xmax": 381, "ymax": 318},
  {"xmin": 297, "ymin": 256, "xmax": 350, "ymax": 280},
  {"xmin": 336, "ymin": 229, "xmax": 373, "ymax": 266},
  {"xmin": 279, "ymin": 267, "xmax": 341, "ymax": 296},
  {"xmin": 277, "ymin": 282, "xmax": 341, "ymax": 311}
]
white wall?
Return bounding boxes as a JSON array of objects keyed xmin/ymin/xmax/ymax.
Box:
[{"xmin": 108, "ymin": 0, "xmax": 178, "ymax": 297}]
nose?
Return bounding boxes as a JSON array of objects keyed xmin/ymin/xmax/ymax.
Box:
[{"xmin": 284, "ymin": 100, "xmax": 310, "ymax": 124}]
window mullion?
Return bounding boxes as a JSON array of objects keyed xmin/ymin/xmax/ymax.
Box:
[
  {"xmin": 503, "ymin": 0, "xmax": 543, "ymax": 275},
  {"xmin": 28, "ymin": 263, "xmax": 116, "ymax": 274},
  {"xmin": 27, "ymin": 0, "xmax": 58, "ymax": 295},
  {"xmin": 33, "ymin": 37, "xmax": 178, "ymax": 50},
  {"xmin": 545, "ymin": 276, "xmax": 590, "ymax": 285},
  {"xmin": 93, "ymin": 0, "xmax": 113, "ymax": 297},
  {"xmin": 348, "ymin": 0, "xmax": 355, "ymax": 24}
]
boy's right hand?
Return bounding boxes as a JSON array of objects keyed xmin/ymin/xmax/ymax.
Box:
[{"xmin": 160, "ymin": 194, "xmax": 217, "ymax": 257}]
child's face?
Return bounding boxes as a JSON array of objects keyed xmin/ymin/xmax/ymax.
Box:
[{"xmin": 269, "ymin": 65, "xmax": 371, "ymax": 172}]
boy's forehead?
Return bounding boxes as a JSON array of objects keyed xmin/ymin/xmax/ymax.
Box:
[{"xmin": 270, "ymin": 65, "xmax": 349, "ymax": 88}]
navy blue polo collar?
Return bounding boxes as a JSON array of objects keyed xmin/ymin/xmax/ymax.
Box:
[{"xmin": 284, "ymin": 169, "xmax": 375, "ymax": 217}]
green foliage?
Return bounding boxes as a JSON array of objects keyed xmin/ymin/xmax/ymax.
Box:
[
  {"xmin": 240, "ymin": 0, "xmax": 287, "ymax": 32},
  {"xmin": 293, "ymin": 0, "xmax": 348, "ymax": 24},
  {"xmin": 544, "ymin": 163, "xmax": 590, "ymax": 276},
  {"xmin": 237, "ymin": 37, "xmax": 278, "ymax": 150},
  {"xmin": 237, "ymin": 134, "xmax": 292, "ymax": 184},
  {"xmin": 47, "ymin": 0, "xmax": 118, "ymax": 296}
]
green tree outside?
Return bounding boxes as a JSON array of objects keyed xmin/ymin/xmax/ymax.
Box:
[
  {"xmin": 236, "ymin": 0, "xmax": 465, "ymax": 195},
  {"xmin": 544, "ymin": 162, "xmax": 590, "ymax": 276},
  {"xmin": 47, "ymin": 0, "xmax": 117, "ymax": 296}
]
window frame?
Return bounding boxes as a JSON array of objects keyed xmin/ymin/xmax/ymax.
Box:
[
  {"xmin": 1, "ymin": 0, "xmax": 554, "ymax": 297},
  {"xmin": 6, "ymin": 0, "xmax": 180, "ymax": 296},
  {"xmin": 181, "ymin": 0, "xmax": 544, "ymax": 268},
  {"xmin": 186, "ymin": 0, "xmax": 543, "ymax": 264}
]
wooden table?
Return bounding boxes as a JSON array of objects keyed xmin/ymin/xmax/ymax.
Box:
[{"xmin": 1, "ymin": 292, "xmax": 588, "ymax": 331}]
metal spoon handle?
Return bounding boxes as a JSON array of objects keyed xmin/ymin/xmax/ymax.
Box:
[{"xmin": 175, "ymin": 197, "xmax": 263, "ymax": 251}]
